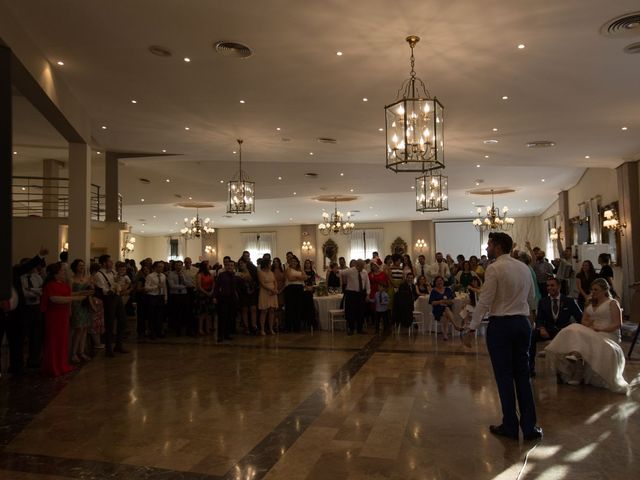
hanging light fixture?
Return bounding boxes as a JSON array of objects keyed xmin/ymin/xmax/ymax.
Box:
[
  {"xmin": 180, "ymin": 209, "xmax": 215, "ymax": 239},
  {"xmin": 318, "ymin": 197, "xmax": 355, "ymax": 235},
  {"xmin": 472, "ymin": 190, "xmax": 515, "ymax": 232},
  {"xmin": 227, "ymin": 139, "xmax": 255, "ymax": 214},
  {"xmin": 385, "ymin": 35, "xmax": 444, "ymax": 173},
  {"xmin": 416, "ymin": 170, "xmax": 448, "ymax": 212}
]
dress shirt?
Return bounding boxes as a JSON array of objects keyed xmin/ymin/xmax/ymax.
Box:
[
  {"xmin": 182, "ymin": 267, "xmax": 197, "ymax": 288},
  {"xmin": 343, "ymin": 267, "xmax": 371, "ymax": 295},
  {"xmin": 145, "ymin": 272, "xmax": 167, "ymax": 297},
  {"xmin": 167, "ymin": 271, "xmax": 188, "ymax": 294},
  {"xmin": 428, "ymin": 261, "xmax": 450, "ymax": 280},
  {"xmin": 94, "ymin": 268, "xmax": 117, "ymax": 295},
  {"xmin": 470, "ymin": 254, "xmax": 535, "ymax": 330},
  {"xmin": 21, "ymin": 272, "xmax": 43, "ymax": 306},
  {"xmin": 415, "ymin": 262, "xmax": 428, "ymax": 279},
  {"xmin": 532, "ymin": 259, "xmax": 554, "ymax": 284}
]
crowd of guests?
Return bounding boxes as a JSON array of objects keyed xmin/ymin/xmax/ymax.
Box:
[{"xmin": 0, "ymin": 241, "xmax": 628, "ymax": 392}]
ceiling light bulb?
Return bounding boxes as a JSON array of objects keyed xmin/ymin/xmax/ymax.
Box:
[
  {"xmin": 476, "ymin": 164, "xmax": 480, "ymax": 168},
  {"xmin": 501, "ymin": 96, "xmax": 509, "ymax": 100},
  {"xmin": 153, "ymin": 215, "xmax": 157, "ymax": 218},
  {"xmin": 188, "ymin": 196, "xmax": 192, "ymax": 200},
  {"xmin": 621, "ymin": 127, "xmax": 628, "ymax": 131},
  {"xmin": 293, "ymin": 192, "xmax": 297, "ymax": 195},
  {"xmin": 517, "ymin": 44, "xmax": 525, "ymax": 49},
  {"xmin": 185, "ymin": 127, "xmax": 190, "ymax": 130},
  {"xmin": 13, "ymin": 151, "xmax": 17, "ymax": 155},
  {"xmin": 97, "ymin": 151, "xmax": 101, "ymax": 155},
  {"xmin": 541, "ymin": 178, "xmax": 546, "ymax": 182},
  {"xmin": 131, "ymin": 99, "xmax": 137, "ymax": 104},
  {"xmin": 362, "ymin": 98, "xmax": 368, "ymax": 102},
  {"xmin": 278, "ymin": 176, "xmax": 282, "ymax": 180},
  {"xmin": 340, "ymin": 172, "xmax": 344, "ymax": 176},
  {"xmin": 183, "ymin": 57, "xmax": 191, "ymax": 62},
  {"xmin": 585, "ymin": 155, "xmax": 590, "ymax": 159},
  {"xmin": 492, "ymin": 128, "xmax": 498, "ymax": 132},
  {"xmin": 525, "ymin": 199, "xmax": 528, "ymax": 203},
  {"xmin": 309, "ymin": 152, "xmax": 314, "ymax": 155},
  {"xmin": 140, "ymin": 198, "xmax": 145, "ymax": 202},
  {"xmin": 162, "ymin": 149, "xmax": 167, "ymax": 153},
  {"xmin": 276, "ymin": 210, "xmax": 280, "ymax": 213},
  {"xmin": 165, "ymin": 179, "xmax": 170, "ymax": 182},
  {"xmin": 484, "ymin": 155, "xmax": 489, "ymax": 158},
  {"xmin": 101, "ymin": 125, "xmax": 107, "ymax": 130},
  {"xmin": 219, "ymin": 180, "xmax": 224, "ymax": 184},
  {"xmin": 378, "ymin": 128, "xmax": 383, "ymax": 132},
  {"xmin": 239, "ymin": 100, "xmax": 245, "ymax": 104},
  {"xmin": 276, "ymin": 127, "xmax": 281, "ymax": 131},
  {"xmin": 336, "ymin": 51, "xmax": 343, "ymax": 56},
  {"xmin": 57, "ymin": 61, "xmax": 64, "ymax": 66}
]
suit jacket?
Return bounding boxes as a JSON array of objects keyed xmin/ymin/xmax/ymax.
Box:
[
  {"xmin": 12, "ymin": 255, "xmax": 45, "ymax": 308},
  {"xmin": 536, "ymin": 294, "xmax": 582, "ymax": 336}
]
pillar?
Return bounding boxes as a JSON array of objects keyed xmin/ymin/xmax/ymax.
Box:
[
  {"xmin": 105, "ymin": 151, "xmax": 119, "ymax": 222},
  {"xmin": 42, "ymin": 158, "xmax": 61, "ymax": 217},
  {"xmin": 68, "ymin": 143, "xmax": 91, "ymax": 261},
  {"xmin": 558, "ymin": 190, "xmax": 570, "ymax": 248},
  {"xmin": 617, "ymin": 161, "xmax": 640, "ymax": 311},
  {"xmin": 0, "ymin": 46, "xmax": 12, "ymax": 298}
]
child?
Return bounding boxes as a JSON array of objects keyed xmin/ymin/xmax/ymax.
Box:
[{"xmin": 374, "ymin": 288, "xmax": 390, "ymax": 334}]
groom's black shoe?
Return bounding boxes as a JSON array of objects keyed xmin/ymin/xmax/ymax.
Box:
[
  {"xmin": 489, "ymin": 424, "xmax": 518, "ymax": 440},
  {"xmin": 523, "ymin": 427, "xmax": 544, "ymax": 441}
]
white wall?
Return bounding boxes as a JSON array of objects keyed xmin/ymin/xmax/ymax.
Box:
[
  {"xmin": 567, "ymin": 168, "xmax": 618, "ymax": 218},
  {"xmin": 217, "ymin": 226, "xmax": 302, "ymax": 263}
]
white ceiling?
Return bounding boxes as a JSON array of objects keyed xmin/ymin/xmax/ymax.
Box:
[{"xmin": 7, "ymin": 0, "xmax": 640, "ymax": 235}]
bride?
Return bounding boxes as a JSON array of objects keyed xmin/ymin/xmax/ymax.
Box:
[{"xmin": 545, "ymin": 278, "xmax": 629, "ymax": 394}]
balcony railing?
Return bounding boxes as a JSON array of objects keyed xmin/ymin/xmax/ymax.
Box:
[{"xmin": 12, "ymin": 176, "xmax": 122, "ymax": 221}]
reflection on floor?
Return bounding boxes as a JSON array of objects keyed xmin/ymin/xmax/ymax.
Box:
[{"xmin": 0, "ymin": 330, "xmax": 638, "ymax": 479}]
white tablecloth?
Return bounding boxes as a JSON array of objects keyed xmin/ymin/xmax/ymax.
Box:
[{"xmin": 314, "ymin": 294, "xmax": 343, "ymax": 330}]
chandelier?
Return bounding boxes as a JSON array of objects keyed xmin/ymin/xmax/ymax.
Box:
[
  {"xmin": 603, "ymin": 209, "xmax": 626, "ymax": 235},
  {"xmin": 472, "ymin": 190, "xmax": 515, "ymax": 232},
  {"xmin": 385, "ymin": 35, "xmax": 444, "ymax": 173},
  {"xmin": 181, "ymin": 209, "xmax": 215, "ymax": 239},
  {"xmin": 416, "ymin": 170, "xmax": 448, "ymax": 212},
  {"xmin": 318, "ymin": 198, "xmax": 355, "ymax": 235},
  {"xmin": 227, "ymin": 139, "xmax": 255, "ymax": 214}
]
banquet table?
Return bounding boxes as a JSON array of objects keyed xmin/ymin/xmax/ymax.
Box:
[{"xmin": 314, "ymin": 294, "xmax": 343, "ymax": 330}]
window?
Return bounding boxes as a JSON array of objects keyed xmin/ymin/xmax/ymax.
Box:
[
  {"xmin": 349, "ymin": 229, "xmax": 383, "ymax": 260},
  {"xmin": 241, "ymin": 232, "xmax": 276, "ymax": 261}
]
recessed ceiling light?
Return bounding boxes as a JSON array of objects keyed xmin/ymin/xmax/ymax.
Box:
[
  {"xmin": 21, "ymin": 187, "xmax": 26, "ymax": 191},
  {"xmin": 336, "ymin": 51, "xmax": 343, "ymax": 56},
  {"xmin": 153, "ymin": 215, "xmax": 157, "ymax": 218},
  {"xmin": 472, "ymin": 202, "xmax": 475, "ymax": 205},
  {"xmin": 492, "ymin": 128, "xmax": 498, "ymax": 132},
  {"xmin": 525, "ymin": 199, "xmax": 529, "ymax": 203},
  {"xmin": 483, "ymin": 139, "xmax": 499, "ymax": 144},
  {"xmin": 12, "ymin": 151, "xmax": 17, "ymax": 155},
  {"xmin": 140, "ymin": 198, "xmax": 145, "ymax": 202},
  {"xmin": 362, "ymin": 98, "xmax": 368, "ymax": 102},
  {"xmin": 309, "ymin": 152, "xmax": 314, "ymax": 155},
  {"xmin": 232, "ymin": 151, "xmax": 237, "ymax": 154},
  {"xmin": 374, "ymin": 214, "xmax": 378, "ymax": 217},
  {"xmin": 502, "ymin": 96, "xmax": 509, "ymax": 100},
  {"xmin": 97, "ymin": 151, "xmax": 101, "ymax": 155},
  {"xmin": 378, "ymin": 128, "xmax": 384, "ymax": 132},
  {"xmin": 219, "ymin": 180, "xmax": 224, "ymax": 184},
  {"xmin": 621, "ymin": 127, "xmax": 628, "ymax": 131},
  {"xmin": 293, "ymin": 192, "xmax": 297, "ymax": 195},
  {"xmin": 410, "ymin": 186, "xmax": 415, "ymax": 189},
  {"xmin": 541, "ymin": 178, "xmax": 546, "ymax": 182},
  {"xmin": 289, "ymin": 217, "xmax": 293, "ymax": 221},
  {"xmin": 276, "ymin": 210, "xmax": 280, "ymax": 213},
  {"xmin": 276, "ymin": 127, "xmax": 281, "ymax": 131},
  {"xmin": 239, "ymin": 100, "xmax": 245, "ymax": 104},
  {"xmin": 56, "ymin": 60, "xmax": 64, "ymax": 66},
  {"xmin": 476, "ymin": 164, "xmax": 481, "ymax": 168},
  {"xmin": 101, "ymin": 125, "xmax": 107, "ymax": 130},
  {"xmin": 162, "ymin": 149, "xmax": 167, "ymax": 153},
  {"xmin": 340, "ymin": 172, "xmax": 344, "ymax": 176},
  {"xmin": 175, "ymin": 222, "xmax": 178, "ymax": 225},
  {"xmin": 484, "ymin": 155, "xmax": 489, "ymax": 158},
  {"xmin": 585, "ymin": 155, "xmax": 590, "ymax": 159},
  {"xmin": 518, "ymin": 44, "xmax": 526, "ymax": 49},
  {"xmin": 277, "ymin": 176, "xmax": 282, "ymax": 180},
  {"xmin": 350, "ymin": 188, "xmax": 354, "ymax": 192},
  {"xmin": 475, "ymin": 182, "xmax": 480, "ymax": 186},
  {"xmin": 183, "ymin": 57, "xmax": 191, "ymax": 62},
  {"xmin": 369, "ymin": 206, "xmax": 373, "ymax": 209},
  {"xmin": 165, "ymin": 179, "xmax": 170, "ymax": 183},
  {"xmin": 518, "ymin": 208, "xmax": 522, "ymax": 212},
  {"xmin": 184, "ymin": 127, "xmax": 190, "ymax": 130},
  {"xmin": 131, "ymin": 99, "xmax": 137, "ymax": 104},
  {"xmin": 141, "ymin": 231, "xmax": 145, "ymax": 233}
]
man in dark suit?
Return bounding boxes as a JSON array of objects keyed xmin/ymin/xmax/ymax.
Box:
[{"xmin": 529, "ymin": 277, "xmax": 582, "ymax": 376}]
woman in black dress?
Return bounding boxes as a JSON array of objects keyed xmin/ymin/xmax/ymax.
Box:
[{"xmin": 576, "ymin": 260, "xmax": 598, "ymax": 312}]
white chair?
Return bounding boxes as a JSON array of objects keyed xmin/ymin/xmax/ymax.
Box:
[
  {"xmin": 329, "ymin": 309, "xmax": 346, "ymax": 333},
  {"xmin": 409, "ymin": 311, "xmax": 425, "ymax": 336}
]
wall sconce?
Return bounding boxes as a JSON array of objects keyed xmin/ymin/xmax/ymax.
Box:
[
  {"xmin": 302, "ymin": 241, "xmax": 313, "ymax": 253},
  {"xmin": 603, "ymin": 209, "xmax": 626, "ymax": 235},
  {"xmin": 415, "ymin": 239, "xmax": 427, "ymax": 252},
  {"xmin": 204, "ymin": 245, "xmax": 216, "ymax": 255},
  {"xmin": 62, "ymin": 242, "xmax": 69, "ymax": 252},
  {"xmin": 121, "ymin": 235, "xmax": 136, "ymax": 256},
  {"xmin": 549, "ymin": 227, "xmax": 560, "ymax": 241}
]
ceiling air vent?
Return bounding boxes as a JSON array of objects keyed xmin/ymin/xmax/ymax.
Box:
[
  {"xmin": 214, "ymin": 41, "xmax": 253, "ymax": 58},
  {"xmin": 305, "ymin": 173, "xmax": 319, "ymax": 178},
  {"xmin": 600, "ymin": 12, "xmax": 640, "ymax": 38},
  {"xmin": 624, "ymin": 42, "xmax": 640, "ymax": 53},
  {"xmin": 526, "ymin": 140, "xmax": 556, "ymax": 148},
  {"xmin": 139, "ymin": 177, "xmax": 151, "ymax": 184},
  {"xmin": 148, "ymin": 45, "xmax": 172, "ymax": 57},
  {"xmin": 317, "ymin": 137, "xmax": 338, "ymax": 144}
]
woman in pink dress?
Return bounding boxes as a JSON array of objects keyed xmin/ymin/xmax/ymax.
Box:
[{"xmin": 40, "ymin": 262, "xmax": 90, "ymax": 377}]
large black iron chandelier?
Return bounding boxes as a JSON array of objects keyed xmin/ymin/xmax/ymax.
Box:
[
  {"xmin": 181, "ymin": 209, "xmax": 215, "ymax": 239},
  {"xmin": 472, "ymin": 190, "xmax": 515, "ymax": 232},
  {"xmin": 416, "ymin": 170, "xmax": 448, "ymax": 212},
  {"xmin": 385, "ymin": 35, "xmax": 444, "ymax": 173},
  {"xmin": 227, "ymin": 139, "xmax": 255, "ymax": 214},
  {"xmin": 318, "ymin": 197, "xmax": 355, "ymax": 235}
]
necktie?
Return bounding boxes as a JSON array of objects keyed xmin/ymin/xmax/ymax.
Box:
[
  {"xmin": 421, "ymin": 265, "xmax": 425, "ymax": 277},
  {"xmin": 552, "ymin": 298, "xmax": 559, "ymax": 318},
  {"xmin": 27, "ymin": 275, "xmax": 33, "ymax": 288},
  {"xmin": 358, "ymin": 272, "xmax": 363, "ymax": 292},
  {"xmin": 157, "ymin": 273, "xmax": 162, "ymax": 294}
]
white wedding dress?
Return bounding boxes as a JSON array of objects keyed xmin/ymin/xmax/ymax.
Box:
[{"xmin": 545, "ymin": 298, "xmax": 629, "ymax": 394}]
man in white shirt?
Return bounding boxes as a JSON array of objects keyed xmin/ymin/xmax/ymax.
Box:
[
  {"xmin": 94, "ymin": 254, "xmax": 128, "ymax": 356},
  {"xmin": 428, "ymin": 252, "xmax": 450, "ymax": 285},
  {"xmin": 463, "ymin": 232, "xmax": 542, "ymax": 441},
  {"xmin": 182, "ymin": 257, "xmax": 197, "ymax": 335},
  {"xmin": 415, "ymin": 255, "xmax": 428, "ymax": 281},
  {"xmin": 167, "ymin": 260, "xmax": 189, "ymax": 336},
  {"xmin": 342, "ymin": 259, "xmax": 371, "ymax": 335},
  {"xmin": 145, "ymin": 261, "xmax": 168, "ymax": 339}
]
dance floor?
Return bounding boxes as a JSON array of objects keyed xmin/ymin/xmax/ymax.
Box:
[{"xmin": 0, "ymin": 329, "xmax": 638, "ymax": 479}]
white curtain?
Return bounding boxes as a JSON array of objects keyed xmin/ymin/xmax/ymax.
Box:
[
  {"xmin": 349, "ymin": 229, "xmax": 383, "ymax": 260},
  {"xmin": 241, "ymin": 232, "xmax": 276, "ymax": 261},
  {"xmin": 590, "ymin": 196, "xmax": 602, "ymax": 244},
  {"xmin": 166, "ymin": 236, "xmax": 184, "ymax": 261}
]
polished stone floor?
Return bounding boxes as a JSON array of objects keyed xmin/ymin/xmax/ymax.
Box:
[{"xmin": 0, "ymin": 330, "xmax": 639, "ymax": 480}]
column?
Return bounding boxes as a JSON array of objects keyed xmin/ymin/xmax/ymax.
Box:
[
  {"xmin": 42, "ymin": 158, "xmax": 61, "ymax": 217},
  {"xmin": 68, "ymin": 143, "xmax": 91, "ymax": 261},
  {"xmin": 105, "ymin": 151, "xmax": 119, "ymax": 222},
  {"xmin": 557, "ymin": 190, "xmax": 570, "ymax": 248},
  {"xmin": 0, "ymin": 46, "xmax": 12, "ymax": 298},
  {"xmin": 616, "ymin": 161, "xmax": 640, "ymax": 311}
]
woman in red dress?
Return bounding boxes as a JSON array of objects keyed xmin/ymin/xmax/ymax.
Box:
[{"xmin": 41, "ymin": 262, "xmax": 89, "ymax": 377}]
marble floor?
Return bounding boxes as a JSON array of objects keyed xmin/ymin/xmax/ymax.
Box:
[{"xmin": 0, "ymin": 329, "xmax": 638, "ymax": 480}]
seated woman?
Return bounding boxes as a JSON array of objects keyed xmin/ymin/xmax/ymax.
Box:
[
  {"xmin": 428, "ymin": 275, "xmax": 462, "ymax": 340},
  {"xmin": 459, "ymin": 276, "xmax": 481, "ymax": 328},
  {"xmin": 455, "ymin": 261, "xmax": 480, "ymax": 291},
  {"xmin": 416, "ymin": 275, "xmax": 430, "ymax": 295},
  {"xmin": 545, "ymin": 278, "xmax": 629, "ymax": 394}
]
